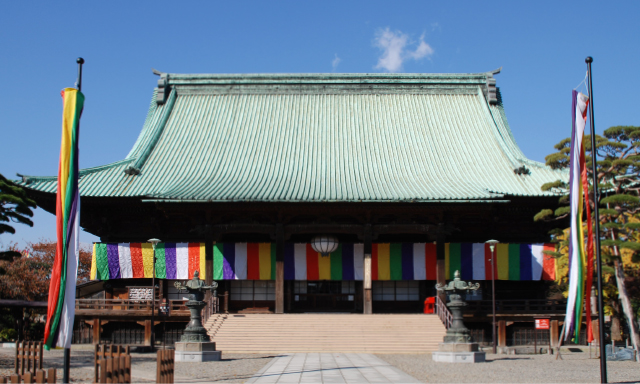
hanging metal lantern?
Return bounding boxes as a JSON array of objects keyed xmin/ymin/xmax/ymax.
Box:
[{"xmin": 310, "ymin": 235, "xmax": 339, "ymax": 257}]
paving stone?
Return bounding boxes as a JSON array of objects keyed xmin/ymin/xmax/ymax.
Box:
[{"xmin": 247, "ymin": 353, "xmax": 420, "ymax": 383}]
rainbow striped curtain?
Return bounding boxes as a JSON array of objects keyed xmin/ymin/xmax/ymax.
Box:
[
  {"xmin": 214, "ymin": 242, "xmax": 555, "ymax": 281},
  {"xmin": 91, "ymin": 243, "xmax": 206, "ymax": 280},
  {"xmin": 213, "ymin": 243, "xmax": 435, "ymax": 281},
  {"xmin": 92, "ymin": 241, "xmax": 557, "ymax": 282},
  {"xmin": 213, "ymin": 243, "xmax": 276, "ymax": 281},
  {"xmin": 444, "ymin": 243, "xmax": 556, "ymax": 281},
  {"xmin": 370, "ymin": 243, "xmax": 437, "ymax": 281}
]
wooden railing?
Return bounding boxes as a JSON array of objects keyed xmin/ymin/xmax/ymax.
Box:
[
  {"xmin": 201, "ymin": 295, "xmax": 219, "ymax": 325},
  {"xmin": 1, "ymin": 369, "xmax": 56, "ymax": 383},
  {"xmin": 15, "ymin": 341, "xmax": 42, "ymax": 376},
  {"xmin": 96, "ymin": 356, "xmax": 131, "ymax": 383},
  {"xmin": 465, "ymin": 299, "xmax": 566, "ymax": 315},
  {"xmin": 75, "ymin": 299, "xmax": 190, "ymax": 316},
  {"xmin": 156, "ymin": 350, "xmax": 175, "ymax": 384},
  {"xmin": 94, "ymin": 345, "xmax": 130, "ymax": 383},
  {"xmin": 434, "ymin": 295, "xmax": 452, "ymax": 329},
  {"xmin": 433, "ymin": 298, "xmax": 565, "ymax": 329}
]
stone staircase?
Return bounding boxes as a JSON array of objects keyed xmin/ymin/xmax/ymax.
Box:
[{"xmin": 204, "ymin": 313, "xmax": 446, "ymax": 353}]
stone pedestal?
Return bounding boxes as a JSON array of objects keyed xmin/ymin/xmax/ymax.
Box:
[
  {"xmin": 175, "ymin": 342, "xmax": 221, "ymax": 362},
  {"xmin": 432, "ymin": 343, "xmax": 486, "ymax": 363}
]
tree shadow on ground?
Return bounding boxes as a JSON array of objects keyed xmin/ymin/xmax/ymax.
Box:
[
  {"xmin": 221, "ymin": 355, "xmax": 282, "ymax": 362},
  {"xmin": 485, "ymin": 357, "xmax": 532, "ymax": 362}
]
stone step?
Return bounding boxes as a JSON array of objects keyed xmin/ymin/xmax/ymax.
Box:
[{"xmin": 206, "ymin": 313, "xmax": 446, "ymax": 353}]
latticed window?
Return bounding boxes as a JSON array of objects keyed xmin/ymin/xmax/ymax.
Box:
[
  {"xmin": 372, "ymin": 281, "xmax": 419, "ymax": 301},
  {"xmin": 229, "ymin": 280, "xmax": 275, "ymax": 301}
]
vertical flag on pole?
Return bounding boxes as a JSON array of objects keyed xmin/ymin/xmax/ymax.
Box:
[
  {"xmin": 564, "ymin": 90, "xmax": 592, "ymax": 342},
  {"xmin": 43, "ymin": 88, "xmax": 84, "ymax": 350}
]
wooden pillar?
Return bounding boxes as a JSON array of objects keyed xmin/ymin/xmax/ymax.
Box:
[
  {"xmin": 144, "ymin": 320, "xmax": 152, "ymax": 346},
  {"xmin": 498, "ymin": 320, "xmax": 507, "ymax": 347},
  {"xmin": 436, "ymin": 233, "xmax": 446, "ymax": 302},
  {"xmin": 93, "ymin": 318, "xmax": 101, "ymax": 345},
  {"xmin": 158, "ymin": 280, "xmax": 164, "ymax": 301},
  {"xmin": 363, "ymin": 225, "xmax": 372, "ymax": 314},
  {"xmin": 275, "ymin": 224, "xmax": 285, "ymax": 314},
  {"xmin": 204, "ymin": 240, "xmax": 214, "ymax": 308},
  {"xmin": 550, "ymin": 320, "xmax": 559, "ymax": 348},
  {"xmin": 205, "ymin": 240, "xmax": 213, "ymax": 286},
  {"xmin": 592, "ymin": 319, "xmax": 600, "ymax": 346}
]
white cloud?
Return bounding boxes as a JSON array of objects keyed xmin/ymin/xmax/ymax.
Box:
[
  {"xmin": 373, "ymin": 28, "xmax": 434, "ymax": 73},
  {"xmin": 332, "ymin": 54, "xmax": 341, "ymax": 71},
  {"xmin": 408, "ymin": 33, "xmax": 434, "ymax": 60}
]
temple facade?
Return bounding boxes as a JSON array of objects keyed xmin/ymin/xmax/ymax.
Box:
[{"xmin": 18, "ymin": 70, "xmax": 569, "ymax": 344}]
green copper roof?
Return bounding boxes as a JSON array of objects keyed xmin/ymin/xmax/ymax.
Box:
[{"xmin": 18, "ymin": 72, "xmax": 567, "ymax": 202}]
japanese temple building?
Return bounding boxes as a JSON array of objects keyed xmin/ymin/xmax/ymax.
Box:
[{"xmin": 17, "ymin": 70, "xmax": 569, "ymax": 345}]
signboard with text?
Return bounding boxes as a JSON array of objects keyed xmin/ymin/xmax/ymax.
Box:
[{"xmin": 535, "ymin": 318, "xmax": 550, "ymax": 330}]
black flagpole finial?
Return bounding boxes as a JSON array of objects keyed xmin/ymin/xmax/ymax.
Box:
[
  {"xmin": 76, "ymin": 57, "xmax": 84, "ymax": 91},
  {"xmin": 585, "ymin": 56, "xmax": 593, "ymax": 64}
]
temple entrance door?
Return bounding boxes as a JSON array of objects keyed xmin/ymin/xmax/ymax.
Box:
[{"xmin": 291, "ymin": 281, "xmax": 359, "ymax": 312}]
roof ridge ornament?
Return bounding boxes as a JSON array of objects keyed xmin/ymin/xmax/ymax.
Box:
[
  {"xmin": 484, "ymin": 68, "xmax": 501, "ymax": 105},
  {"xmin": 124, "ymin": 166, "xmax": 140, "ymax": 176},
  {"xmin": 153, "ymin": 68, "xmax": 169, "ymax": 105}
]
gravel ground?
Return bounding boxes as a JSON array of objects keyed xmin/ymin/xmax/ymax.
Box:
[
  {"xmin": 2, "ymin": 346, "xmax": 638, "ymax": 383},
  {"xmin": 377, "ymin": 350, "xmax": 640, "ymax": 383},
  {"xmin": 0, "ymin": 347, "xmax": 275, "ymax": 383},
  {"xmin": 134, "ymin": 352, "xmax": 277, "ymax": 383}
]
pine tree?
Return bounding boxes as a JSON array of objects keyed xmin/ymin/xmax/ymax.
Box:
[
  {"xmin": 535, "ymin": 125, "xmax": 640, "ymax": 349},
  {"xmin": 0, "ymin": 173, "xmax": 37, "ymax": 260}
]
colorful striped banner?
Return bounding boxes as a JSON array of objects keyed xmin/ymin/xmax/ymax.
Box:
[
  {"xmin": 92, "ymin": 241, "xmax": 557, "ymax": 282},
  {"xmin": 370, "ymin": 243, "xmax": 437, "ymax": 281},
  {"xmin": 565, "ymin": 90, "xmax": 593, "ymax": 342},
  {"xmin": 212, "ymin": 243, "xmax": 436, "ymax": 281},
  {"xmin": 444, "ymin": 243, "xmax": 556, "ymax": 281},
  {"xmin": 44, "ymin": 88, "xmax": 84, "ymax": 350},
  {"xmin": 213, "ymin": 243, "xmax": 276, "ymax": 280},
  {"xmin": 90, "ymin": 243, "xmax": 205, "ymax": 280}
]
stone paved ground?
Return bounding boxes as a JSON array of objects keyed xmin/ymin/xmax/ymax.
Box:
[
  {"xmin": 246, "ymin": 353, "xmax": 421, "ymax": 383},
  {"xmin": 377, "ymin": 351, "xmax": 640, "ymax": 383},
  {"xmin": 0, "ymin": 347, "xmax": 275, "ymax": 383}
]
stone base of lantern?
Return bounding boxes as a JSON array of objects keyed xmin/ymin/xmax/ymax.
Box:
[
  {"xmin": 432, "ymin": 343, "xmax": 485, "ymax": 363},
  {"xmin": 175, "ymin": 342, "xmax": 221, "ymax": 362}
]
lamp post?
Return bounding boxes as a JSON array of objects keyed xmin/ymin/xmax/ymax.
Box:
[
  {"xmin": 148, "ymin": 238, "xmax": 161, "ymax": 349},
  {"xmin": 486, "ymin": 239, "xmax": 499, "ymax": 354}
]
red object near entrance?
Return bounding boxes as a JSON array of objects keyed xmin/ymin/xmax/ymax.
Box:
[
  {"xmin": 424, "ymin": 297, "xmax": 435, "ymax": 314},
  {"xmin": 535, "ymin": 318, "xmax": 550, "ymax": 330}
]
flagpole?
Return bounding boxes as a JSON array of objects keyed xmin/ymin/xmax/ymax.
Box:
[
  {"xmin": 61, "ymin": 56, "xmax": 84, "ymax": 384},
  {"xmin": 76, "ymin": 57, "xmax": 84, "ymax": 91},
  {"xmin": 586, "ymin": 56, "xmax": 607, "ymax": 384}
]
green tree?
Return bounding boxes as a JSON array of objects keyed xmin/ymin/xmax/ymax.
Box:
[
  {"xmin": 0, "ymin": 173, "xmax": 37, "ymax": 260},
  {"xmin": 0, "ymin": 240, "xmax": 93, "ymax": 341},
  {"xmin": 535, "ymin": 125, "xmax": 640, "ymax": 349}
]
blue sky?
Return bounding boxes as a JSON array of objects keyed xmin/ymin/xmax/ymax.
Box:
[{"xmin": 1, "ymin": 1, "xmax": 639, "ymax": 248}]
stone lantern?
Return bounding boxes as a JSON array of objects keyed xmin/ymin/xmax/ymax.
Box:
[
  {"xmin": 173, "ymin": 271, "xmax": 221, "ymax": 362},
  {"xmin": 432, "ymin": 270, "xmax": 486, "ymax": 363}
]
